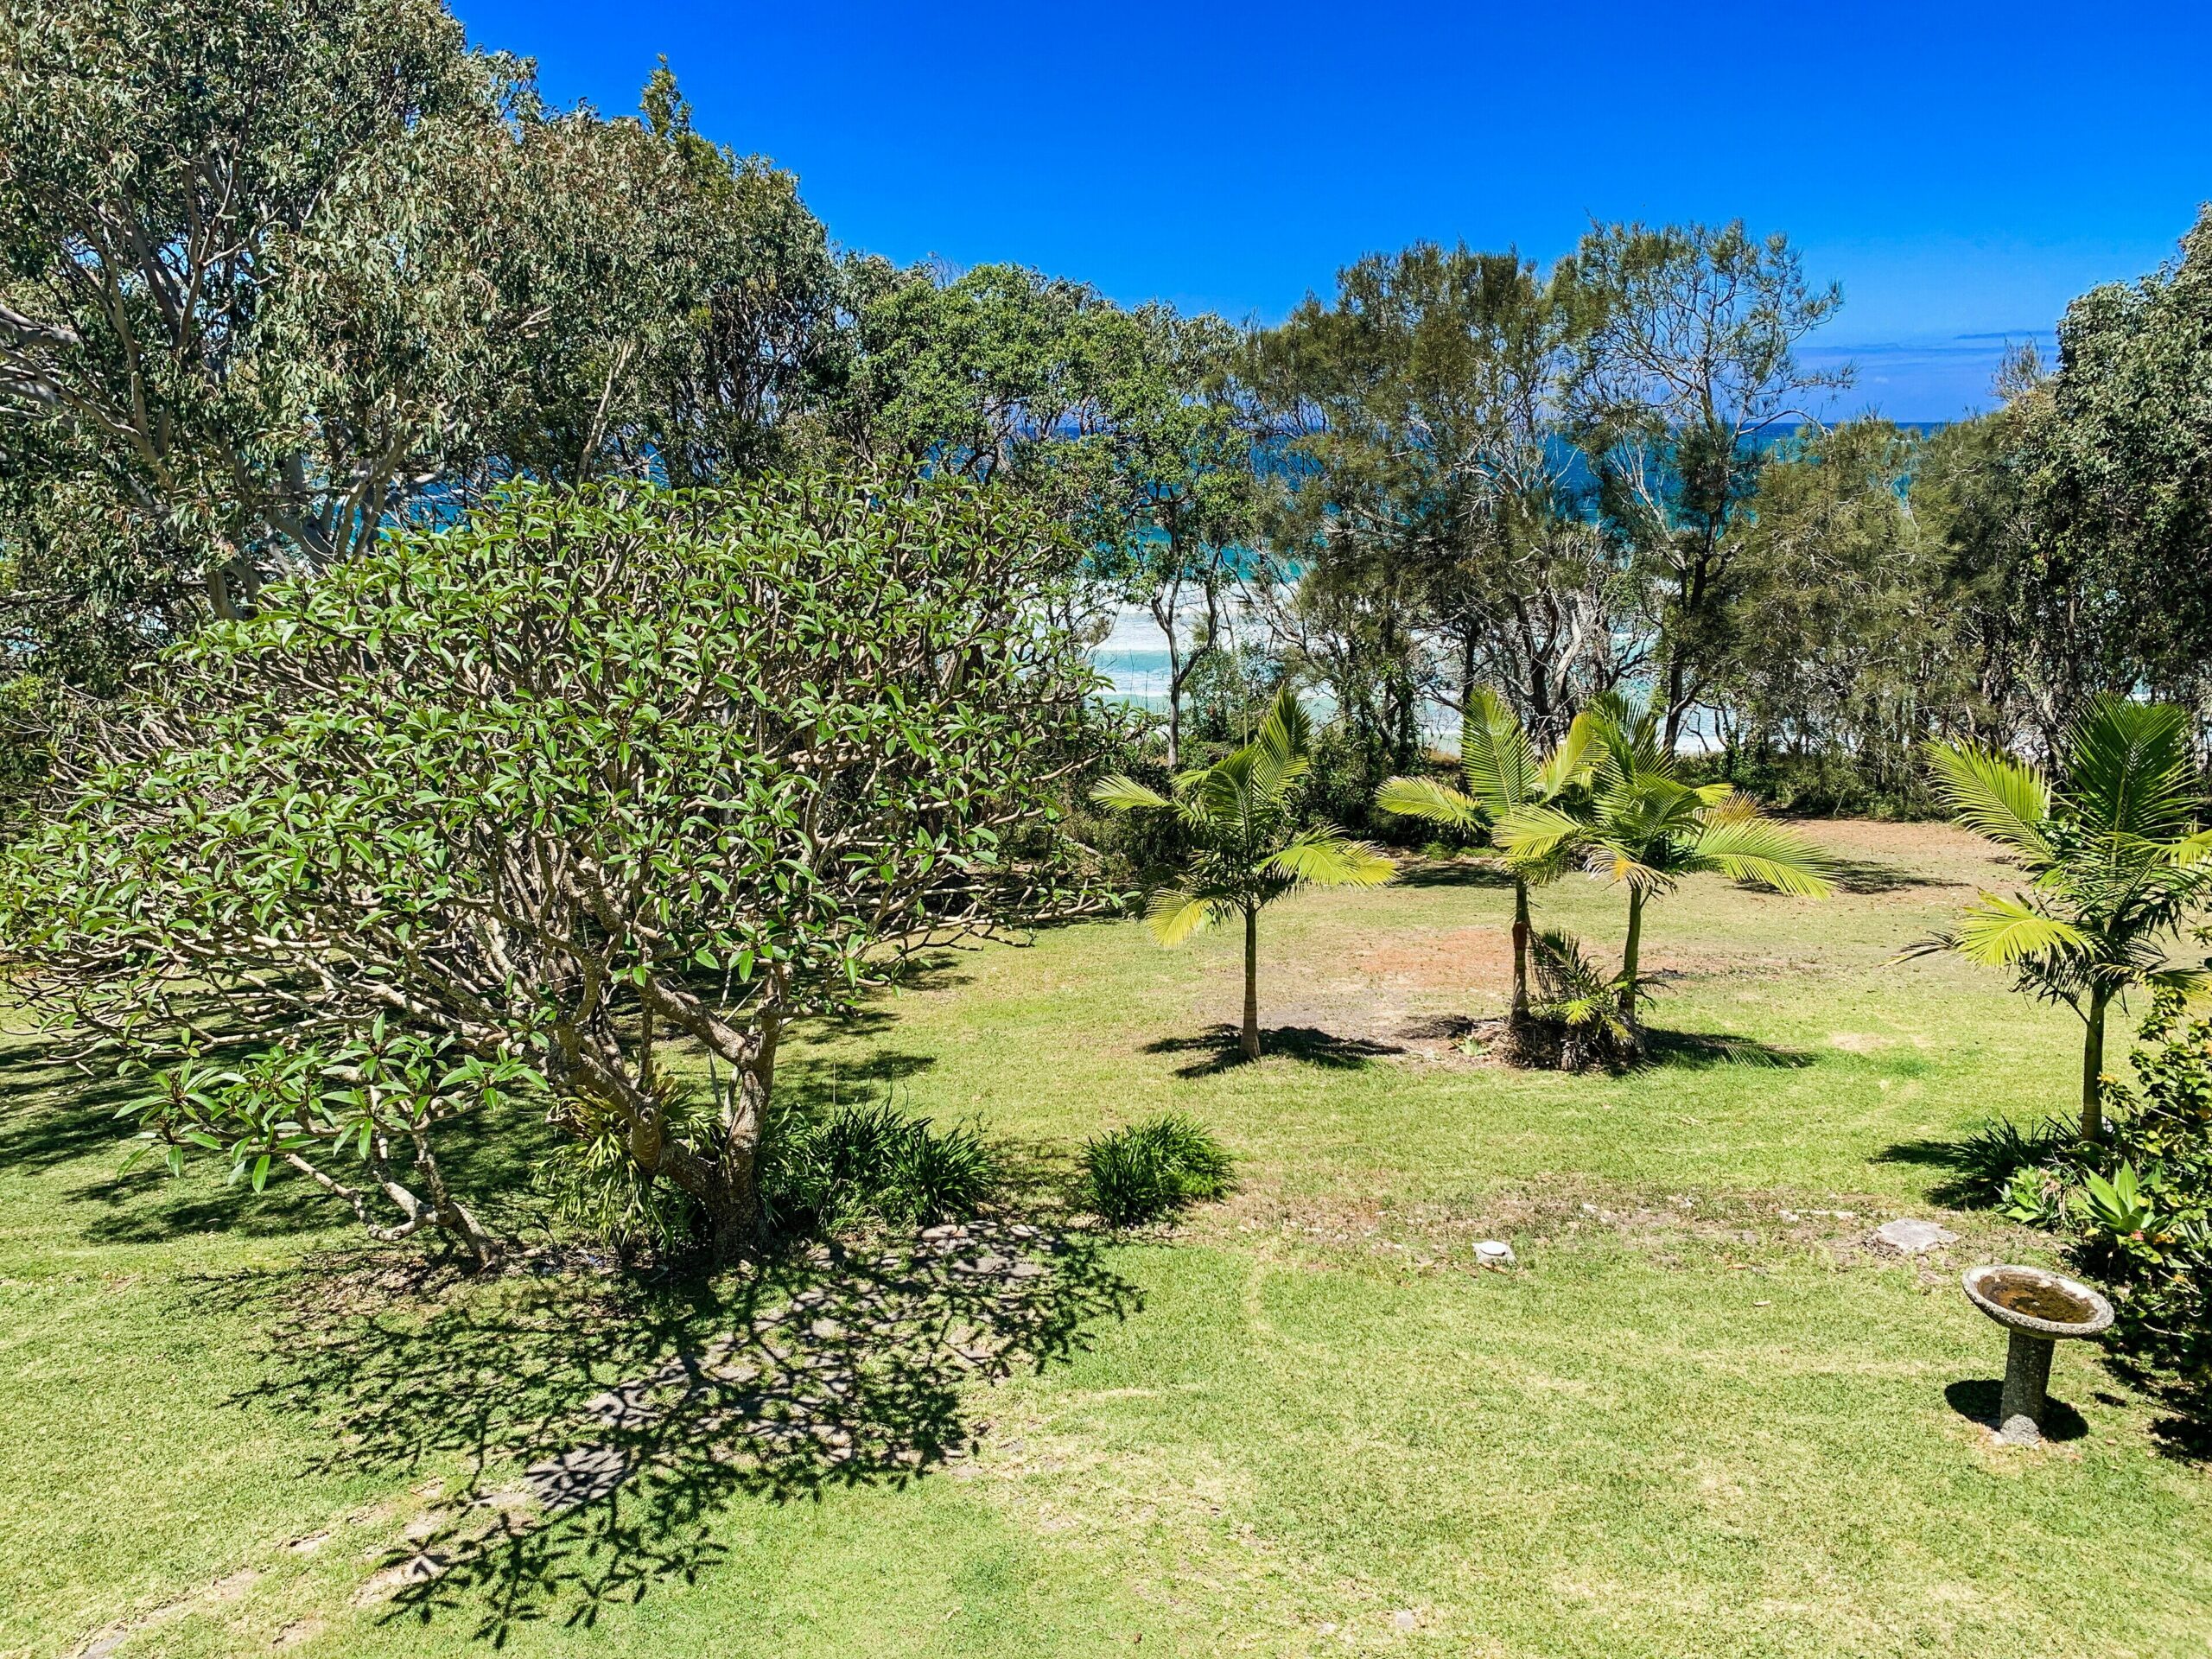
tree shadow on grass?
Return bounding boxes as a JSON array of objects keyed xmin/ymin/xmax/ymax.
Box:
[
  {"xmin": 1638, "ymin": 1028, "xmax": 1815, "ymax": 1071},
  {"xmin": 1141, "ymin": 1023, "xmax": 1403, "ymax": 1078},
  {"xmin": 0, "ymin": 1039, "xmax": 140, "ymax": 1174},
  {"xmin": 196, "ymin": 1217, "xmax": 1138, "ymax": 1640},
  {"xmin": 2100, "ymin": 1353, "xmax": 2212, "ymax": 1466},
  {"xmin": 1871, "ymin": 1136, "xmax": 2012, "ymax": 1209},
  {"xmin": 1392, "ymin": 859, "xmax": 1514, "ymax": 891},
  {"xmin": 773, "ymin": 1052, "xmax": 941, "ymax": 1116},
  {"xmin": 1826, "ymin": 855, "xmax": 1944, "ymax": 896},
  {"xmin": 1943, "ymin": 1379, "xmax": 2088, "ymax": 1441}
]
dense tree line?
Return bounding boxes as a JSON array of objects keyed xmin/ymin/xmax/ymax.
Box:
[{"xmin": 5, "ymin": 0, "xmax": 2209, "ymax": 815}]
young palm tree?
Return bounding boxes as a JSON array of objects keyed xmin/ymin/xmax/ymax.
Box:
[
  {"xmin": 1497, "ymin": 696, "xmax": 1835, "ymax": 1028},
  {"xmin": 1094, "ymin": 688, "xmax": 1396, "ymax": 1061},
  {"xmin": 1375, "ymin": 688, "xmax": 1598, "ymax": 1023},
  {"xmin": 1911, "ymin": 696, "xmax": 2212, "ymax": 1141}
]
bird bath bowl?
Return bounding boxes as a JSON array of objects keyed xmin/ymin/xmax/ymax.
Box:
[{"xmin": 1961, "ymin": 1265, "xmax": 2112, "ymax": 1445}]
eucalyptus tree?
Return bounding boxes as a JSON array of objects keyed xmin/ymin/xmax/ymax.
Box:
[
  {"xmin": 1249, "ymin": 242, "xmax": 1624, "ymax": 749},
  {"xmin": 1718, "ymin": 420, "xmax": 2001, "ymax": 805},
  {"xmin": 1376, "ymin": 688, "xmax": 1597, "ymax": 1022},
  {"xmin": 1564, "ymin": 221, "xmax": 1849, "ymax": 748},
  {"xmin": 0, "ymin": 0, "xmax": 838, "ymax": 624},
  {"xmin": 1912, "ymin": 696, "xmax": 2212, "ymax": 1141},
  {"xmin": 1083, "ymin": 305, "xmax": 1258, "ymax": 768},
  {"xmin": 830, "ymin": 260, "xmax": 1123, "ymax": 495},
  {"xmin": 1093, "ymin": 689, "xmax": 1395, "ymax": 1061},
  {"xmin": 0, "ymin": 474, "xmax": 1111, "ymax": 1263},
  {"xmin": 1498, "ymin": 696, "xmax": 1834, "ymax": 1028}
]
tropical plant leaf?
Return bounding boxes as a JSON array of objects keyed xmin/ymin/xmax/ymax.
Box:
[
  {"xmin": 1952, "ymin": 892, "xmax": 2092, "ymax": 965},
  {"xmin": 1261, "ymin": 828, "xmax": 1396, "ymax": 888},
  {"xmin": 2062, "ymin": 694, "xmax": 2196, "ymax": 844},
  {"xmin": 1147, "ymin": 889, "xmax": 1228, "ymax": 945},
  {"xmin": 1923, "ymin": 741, "xmax": 2054, "ymax": 864},
  {"xmin": 1493, "ymin": 803, "xmax": 1586, "ymax": 863},
  {"xmin": 1533, "ymin": 710, "xmax": 1600, "ymax": 798},
  {"xmin": 1375, "ymin": 776, "xmax": 1483, "ymax": 829},
  {"xmin": 1090, "ymin": 774, "xmax": 1173, "ymax": 811},
  {"xmin": 1689, "ymin": 814, "xmax": 1836, "ymax": 898},
  {"xmin": 1458, "ymin": 687, "xmax": 1537, "ymax": 814}
]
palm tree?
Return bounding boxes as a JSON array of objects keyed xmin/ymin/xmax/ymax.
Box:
[
  {"xmin": 1094, "ymin": 688, "xmax": 1396, "ymax": 1061},
  {"xmin": 1497, "ymin": 696, "xmax": 1835, "ymax": 1029},
  {"xmin": 1375, "ymin": 688, "xmax": 1598, "ymax": 1024},
  {"xmin": 1912, "ymin": 696, "xmax": 2212, "ymax": 1141}
]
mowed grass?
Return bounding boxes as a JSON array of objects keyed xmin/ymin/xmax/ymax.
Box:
[{"xmin": 4, "ymin": 819, "xmax": 2211, "ymax": 1658}]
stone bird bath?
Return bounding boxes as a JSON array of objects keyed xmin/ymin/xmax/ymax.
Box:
[{"xmin": 1961, "ymin": 1264, "xmax": 2113, "ymax": 1445}]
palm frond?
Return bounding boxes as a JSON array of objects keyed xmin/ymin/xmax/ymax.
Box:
[
  {"xmin": 1688, "ymin": 814, "xmax": 1836, "ymax": 898},
  {"xmin": 1534, "ymin": 711, "xmax": 1600, "ymax": 798},
  {"xmin": 1261, "ymin": 827, "xmax": 1397, "ymax": 889},
  {"xmin": 2062, "ymin": 694, "xmax": 2197, "ymax": 844},
  {"xmin": 1245, "ymin": 686, "xmax": 1313, "ymax": 803},
  {"xmin": 1951, "ymin": 892, "xmax": 2092, "ymax": 966},
  {"xmin": 1376, "ymin": 775, "xmax": 1484, "ymax": 830},
  {"xmin": 1459, "ymin": 688, "xmax": 1536, "ymax": 813},
  {"xmin": 1147, "ymin": 889, "xmax": 1230, "ymax": 946},
  {"xmin": 1493, "ymin": 803, "xmax": 1588, "ymax": 863},
  {"xmin": 1923, "ymin": 741, "xmax": 2053, "ymax": 864},
  {"xmin": 1091, "ymin": 774, "xmax": 1173, "ymax": 812}
]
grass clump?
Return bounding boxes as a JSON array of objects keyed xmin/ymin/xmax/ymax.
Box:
[
  {"xmin": 1079, "ymin": 1113, "xmax": 1234, "ymax": 1226},
  {"xmin": 761, "ymin": 1096, "xmax": 1000, "ymax": 1236}
]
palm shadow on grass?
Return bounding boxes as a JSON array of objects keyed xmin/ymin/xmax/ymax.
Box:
[
  {"xmin": 1391, "ymin": 858, "xmax": 1515, "ymax": 891},
  {"xmin": 1825, "ymin": 855, "xmax": 1943, "ymax": 896},
  {"xmin": 195, "ymin": 1214, "xmax": 1139, "ymax": 1641},
  {"xmin": 1871, "ymin": 1136, "xmax": 2014, "ymax": 1209},
  {"xmin": 1637, "ymin": 1028, "xmax": 1815, "ymax": 1071},
  {"xmin": 1142, "ymin": 1023, "xmax": 1404, "ymax": 1077}
]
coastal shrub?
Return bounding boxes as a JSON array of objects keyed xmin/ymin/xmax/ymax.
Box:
[{"xmin": 1080, "ymin": 1114, "xmax": 1234, "ymax": 1227}]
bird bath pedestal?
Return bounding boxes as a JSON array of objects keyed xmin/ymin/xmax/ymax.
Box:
[{"xmin": 1961, "ymin": 1265, "xmax": 2113, "ymax": 1445}]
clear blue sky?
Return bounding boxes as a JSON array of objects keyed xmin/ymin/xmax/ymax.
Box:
[{"xmin": 454, "ymin": 0, "xmax": 2211, "ymax": 421}]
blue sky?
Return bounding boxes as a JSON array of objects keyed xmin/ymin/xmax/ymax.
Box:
[{"xmin": 454, "ymin": 1, "xmax": 2211, "ymax": 421}]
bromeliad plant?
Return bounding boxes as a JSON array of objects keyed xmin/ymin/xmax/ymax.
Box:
[
  {"xmin": 1910, "ymin": 696, "xmax": 2212, "ymax": 1141},
  {"xmin": 0, "ymin": 473, "xmax": 1111, "ymax": 1265},
  {"xmin": 1092, "ymin": 688, "xmax": 1395, "ymax": 1061},
  {"xmin": 1376, "ymin": 687, "xmax": 1599, "ymax": 1025},
  {"xmin": 1497, "ymin": 695, "xmax": 1835, "ymax": 1036}
]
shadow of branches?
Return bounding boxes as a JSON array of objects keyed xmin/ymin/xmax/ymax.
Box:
[{"xmin": 198, "ymin": 1216, "xmax": 1138, "ymax": 1639}]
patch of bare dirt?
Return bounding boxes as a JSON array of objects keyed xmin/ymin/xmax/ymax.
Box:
[{"xmin": 1194, "ymin": 1179, "xmax": 2041, "ymax": 1285}]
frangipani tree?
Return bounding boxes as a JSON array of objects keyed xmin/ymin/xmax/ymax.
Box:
[
  {"xmin": 0, "ymin": 474, "xmax": 1109, "ymax": 1264},
  {"xmin": 1498, "ymin": 696, "xmax": 1834, "ymax": 1029},
  {"xmin": 1094, "ymin": 690, "xmax": 1395, "ymax": 1060},
  {"xmin": 1376, "ymin": 688, "xmax": 1598, "ymax": 1023},
  {"xmin": 1913, "ymin": 696, "xmax": 2212, "ymax": 1141}
]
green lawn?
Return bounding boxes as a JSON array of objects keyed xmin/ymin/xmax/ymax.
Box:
[{"xmin": 5, "ymin": 819, "xmax": 2209, "ymax": 1658}]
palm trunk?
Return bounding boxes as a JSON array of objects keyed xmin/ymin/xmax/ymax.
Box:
[
  {"xmin": 1619, "ymin": 887, "xmax": 1644, "ymax": 1023},
  {"xmin": 1510, "ymin": 876, "xmax": 1531, "ymax": 1023},
  {"xmin": 1241, "ymin": 905, "xmax": 1261, "ymax": 1061},
  {"xmin": 2080, "ymin": 988, "xmax": 2109, "ymax": 1142}
]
